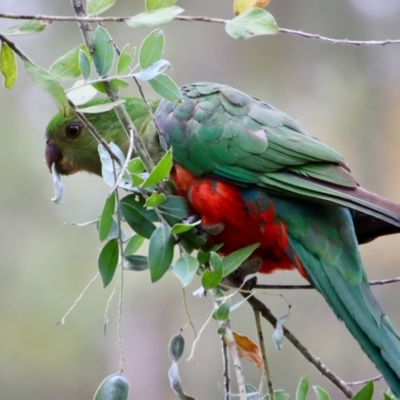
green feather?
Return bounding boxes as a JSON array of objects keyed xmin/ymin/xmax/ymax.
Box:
[{"xmin": 273, "ymin": 195, "xmax": 400, "ymax": 396}]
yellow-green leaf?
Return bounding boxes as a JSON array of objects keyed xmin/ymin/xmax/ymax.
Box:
[
  {"xmin": 234, "ymin": 0, "xmax": 270, "ymax": 16},
  {"xmin": 225, "ymin": 8, "xmax": 278, "ymax": 40},
  {"xmin": 1, "ymin": 20, "xmax": 50, "ymax": 36},
  {"xmin": 87, "ymin": 0, "xmax": 116, "ymax": 16},
  {"xmin": 142, "ymin": 149, "xmax": 173, "ymax": 188},
  {"xmin": 146, "ymin": 0, "xmax": 177, "ymax": 11},
  {"xmin": 0, "ymin": 42, "xmax": 17, "ymax": 89},
  {"xmin": 49, "ymin": 45, "xmax": 91, "ymax": 81},
  {"xmin": 23, "ymin": 60, "xmax": 69, "ymax": 116}
]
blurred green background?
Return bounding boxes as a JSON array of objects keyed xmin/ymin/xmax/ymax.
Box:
[{"xmin": 1, "ymin": 1, "xmax": 400, "ymax": 399}]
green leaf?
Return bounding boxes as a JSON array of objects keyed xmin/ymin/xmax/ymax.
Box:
[
  {"xmin": 263, "ymin": 390, "xmax": 290, "ymax": 400},
  {"xmin": 135, "ymin": 59, "xmax": 170, "ymax": 81},
  {"xmin": 87, "ymin": 0, "xmax": 115, "ymax": 16},
  {"xmin": 149, "ymin": 225, "xmax": 174, "ymax": 282},
  {"xmin": 79, "ymin": 49, "xmax": 91, "ymax": 80},
  {"xmin": 145, "ymin": 192, "xmax": 166, "ymax": 207},
  {"xmin": 93, "ymin": 26, "xmax": 115, "ymax": 77},
  {"xmin": 98, "ymin": 238, "xmax": 119, "ymax": 288},
  {"xmin": 120, "ymin": 202, "xmax": 156, "ymax": 239},
  {"xmin": 197, "ymin": 249, "xmax": 210, "ymax": 265},
  {"xmin": 78, "ymin": 99, "xmax": 125, "ymax": 113},
  {"xmin": 273, "ymin": 312, "xmax": 290, "ymax": 351},
  {"xmin": 173, "ymin": 256, "xmax": 199, "ymax": 287},
  {"xmin": 146, "ymin": 0, "xmax": 177, "ymax": 11},
  {"xmin": 120, "ymin": 195, "xmax": 158, "ymax": 221},
  {"xmin": 169, "ymin": 332, "xmax": 185, "ymax": 362},
  {"xmin": 127, "ymin": 157, "xmax": 145, "ymax": 175},
  {"xmin": 0, "ymin": 42, "xmax": 17, "ymax": 89},
  {"xmin": 139, "ymin": 29, "xmax": 165, "ymax": 69},
  {"xmin": 202, "ymin": 252, "xmax": 223, "ymax": 290},
  {"xmin": 245, "ymin": 384, "xmax": 259, "ymax": 400},
  {"xmin": 94, "ymin": 372, "xmax": 129, "ymax": 400},
  {"xmin": 222, "ymin": 243, "xmax": 260, "ymax": 277},
  {"xmin": 158, "ymin": 196, "xmax": 189, "ymax": 221},
  {"xmin": 142, "ymin": 149, "xmax": 173, "ymax": 188},
  {"xmin": 117, "ymin": 44, "xmax": 134, "ymax": 75},
  {"xmin": 124, "ymin": 255, "xmax": 149, "ymax": 271},
  {"xmin": 98, "ymin": 191, "xmax": 116, "ymax": 242},
  {"xmin": 124, "ymin": 234, "xmax": 145, "ymax": 256},
  {"xmin": 225, "ymin": 8, "xmax": 279, "ymax": 40},
  {"xmin": 23, "ymin": 60, "xmax": 69, "ymax": 116},
  {"xmin": 109, "ymin": 78, "xmax": 129, "ymax": 92},
  {"xmin": 313, "ymin": 386, "xmax": 330, "ymax": 400},
  {"xmin": 351, "ymin": 381, "xmax": 374, "ymax": 400},
  {"xmin": 1, "ymin": 20, "xmax": 50, "ymax": 36},
  {"xmin": 170, "ymin": 222, "xmax": 198, "ymax": 235},
  {"xmin": 149, "ymin": 73, "xmax": 182, "ymax": 102},
  {"xmin": 49, "ymin": 45, "xmax": 90, "ymax": 81},
  {"xmin": 214, "ymin": 299, "xmax": 231, "ymax": 321},
  {"xmin": 67, "ymin": 82, "xmax": 97, "ymax": 105},
  {"xmin": 296, "ymin": 377, "xmax": 309, "ymax": 400},
  {"xmin": 126, "ymin": 6, "xmax": 184, "ymax": 29}
]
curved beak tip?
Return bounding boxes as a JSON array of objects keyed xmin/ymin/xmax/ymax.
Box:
[{"xmin": 45, "ymin": 140, "xmax": 61, "ymax": 172}]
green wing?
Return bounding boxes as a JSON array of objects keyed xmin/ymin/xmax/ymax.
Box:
[
  {"xmin": 273, "ymin": 195, "xmax": 400, "ymax": 396},
  {"xmin": 155, "ymin": 82, "xmax": 400, "ymax": 231}
]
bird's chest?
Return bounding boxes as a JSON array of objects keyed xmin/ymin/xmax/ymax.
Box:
[{"xmin": 170, "ymin": 164, "xmax": 301, "ymax": 275}]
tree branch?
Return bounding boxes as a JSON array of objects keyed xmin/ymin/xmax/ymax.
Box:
[
  {"xmin": 236, "ymin": 279, "xmax": 354, "ymax": 399},
  {"xmin": 1, "ymin": 12, "xmax": 400, "ymax": 47},
  {"xmin": 254, "ymin": 276, "xmax": 400, "ymax": 290},
  {"xmin": 346, "ymin": 375, "xmax": 382, "ymax": 387}
]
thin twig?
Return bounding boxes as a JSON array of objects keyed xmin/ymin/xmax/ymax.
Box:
[
  {"xmin": 1, "ymin": 12, "xmax": 400, "ymax": 46},
  {"xmin": 55, "ymin": 272, "xmax": 100, "ymax": 326},
  {"xmin": 236, "ymin": 279, "xmax": 354, "ymax": 399},
  {"xmin": 103, "ymin": 275, "xmax": 121, "ymax": 335},
  {"xmin": 115, "ymin": 188, "xmax": 125, "ymax": 372},
  {"xmin": 221, "ymin": 327, "xmax": 231, "ymax": 400},
  {"xmin": 254, "ymin": 276, "xmax": 400, "ymax": 290},
  {"xmin": 187, "ymin": 308, "xmax": 214, "ymax": 363},
  {"xmin": 346, "ymin": 375, "xmax": 382, "ymax": 387},
  {"xmin": 224, "ymin": 321, "xmax": 247, "ymax": 400},
  {"xmin": 67, "ymin": 100, "xmax": 123, "ymax": 165},
  {"xmin": 254, "ymin": 310, "xmax": 274, "ymax": 400},
  {"xmin": 181, "ymin": 287, "xmax": 197, "ymax": 337}
]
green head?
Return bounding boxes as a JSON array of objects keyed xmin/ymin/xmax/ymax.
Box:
[{"xmin": 45, "ymin": 97, "xmax": 162, "ymax": 176}]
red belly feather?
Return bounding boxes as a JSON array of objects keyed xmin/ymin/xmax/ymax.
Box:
[{"xmin": 171, "ymin": 164, "xmax": 307, "ymax": 277}]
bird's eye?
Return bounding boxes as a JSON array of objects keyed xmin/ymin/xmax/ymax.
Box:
[{"xmin": 65, "ymin": 124, "xmax": 82, "ymax": 139}]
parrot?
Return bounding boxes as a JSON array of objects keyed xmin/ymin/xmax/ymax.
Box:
[{"xmin": 45, "ymin": 82, "xmax": 400, "ymax": 396}]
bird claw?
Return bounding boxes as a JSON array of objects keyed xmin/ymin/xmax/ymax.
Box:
[{"xmin": 183, "ymin": 214, "xmax": 210, "ymax": 240}]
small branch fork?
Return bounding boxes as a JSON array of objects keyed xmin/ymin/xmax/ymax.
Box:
[
  {"xmin": 1, "ymin": 12, "xmax": 400, "ymax": 47},
  {"xmin": 234, "ymin": 278, "xmax": 355, "ymax": 399}
]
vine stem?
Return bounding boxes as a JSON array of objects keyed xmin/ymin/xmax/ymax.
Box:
[{"xmin": 1, "ymin": 12, "xmax": 400, "ymax": 46}]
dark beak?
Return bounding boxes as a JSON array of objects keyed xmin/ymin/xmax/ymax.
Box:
[{"xmin": 45, "ymin": 139, "xmax": 61, "ymax": 171}]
